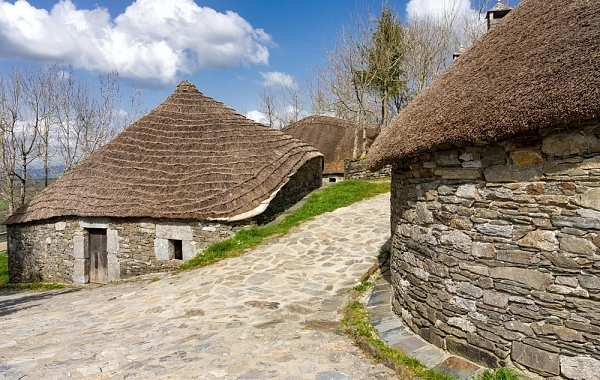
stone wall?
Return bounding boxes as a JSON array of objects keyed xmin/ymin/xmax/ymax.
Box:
[
  {"xmin": 255, "ymin": 156, "xmax": 323, "ymax": 224},
  {"xmin": 389, "ymin": 119, "xmax": 600, "ymax": 379},
  {"xmin": 345, "ymin": 158, "xmax": 391, "ymax": 180},
  {"xmin": 8, "ymin": 219, "xmax": 82, "ymax": 284},
  {"xmin": 8, "ymin": 218, "xmax": 245, "ymax": 284}
]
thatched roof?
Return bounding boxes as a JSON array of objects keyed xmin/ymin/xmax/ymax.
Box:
[
  {"xmin": 369, "ymin": 0, "xmax": 600, "ymax": 170},
  {"xmin": 5, "ymin": 81, "xmax": 322, "ymax": 225},
  {"xmin": 282, "ymin": 115, "xmax": 380, "ymax": 175}
]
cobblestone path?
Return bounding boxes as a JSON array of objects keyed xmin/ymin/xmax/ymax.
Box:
[{"xmin": 0, "ymin": 193, "xmax": 395, "ymax": 380}]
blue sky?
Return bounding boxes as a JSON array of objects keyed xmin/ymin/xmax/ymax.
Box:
[{"xmin": 0, "ymin": 0, "xmax": 519, "ymax": 121}]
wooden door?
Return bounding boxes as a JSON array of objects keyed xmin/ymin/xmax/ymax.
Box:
[{"xmin": 89, "ymin": 229, "xmax": 108, "ymax": 284}]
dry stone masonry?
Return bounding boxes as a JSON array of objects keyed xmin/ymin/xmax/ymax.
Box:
[
  {"xmin": 8, "ymin": 217, "xmax": 243, "ymax": 284},
  {"xmin": 344, "ymin": 158, "xmax": 391, "ymax": 180},
  {"xmin": 389, "ymin": 120, "xmax": 600, "ymax": 379},
  {"xmin": 8, "ymin": 157, "xmax": 321, "ymax": 284},
  {"xmin": 255, "ymin": 157, "xmax": 322, "ymax": 224}
]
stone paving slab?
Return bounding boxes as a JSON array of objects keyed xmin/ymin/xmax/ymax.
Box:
[
  {"xmin": 0, "ymin": 194, "xmax": 397, "ymax": 380},
  {"xmin": 367, "ymin": 273, "xmax": 485, "ymax": 379}
]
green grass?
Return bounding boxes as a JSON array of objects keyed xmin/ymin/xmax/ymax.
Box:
[
  {"xmin": 180, "ymin": 179, "xmax": 390, "ymax": 271},
  {"xmin": 0, "ymin": 282, "xmax": 64, "ymax": 290},
  {"xmin": 342, "ymin": 297, "xmax": 455, "ymax": 380},
  {"xmin": 376, "ymin": 246, "xmax": 390, "ymax": 260},
  {"xmin": 475, "ymin": 368, "xmax": 525, "ymax": 380},
  {"xmin": 0, "ymin": 251, "xmax": 8, "ymax": 285},
  {"xmin": 343, "ymin": 279, "xmax": 529, "ymax": 380},
  {"xmin": 352, "ymin": 280, "xmax": 374, "ymax": 293}
]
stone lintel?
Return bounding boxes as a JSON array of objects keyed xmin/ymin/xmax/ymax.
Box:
[
  {"xmin": 156, "ymin": 223, "xmax": 193, "ymax": 241},
  {"xmin": 79, "ymin": 218, "xmax": 109, "ymax": 229}
]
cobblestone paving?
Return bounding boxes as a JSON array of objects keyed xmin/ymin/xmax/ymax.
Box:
[{"xmin": 0, "ymin": 194, "xmax": 396, "ymax": 380}]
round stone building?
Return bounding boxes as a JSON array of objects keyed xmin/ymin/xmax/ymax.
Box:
[
  {"xmin": 368, "ymin": 0, "xmax": 600, "ymax": 378},
  {"xmin": 4, "ymin": 81, "xmax": 323, "ymax": 285}
]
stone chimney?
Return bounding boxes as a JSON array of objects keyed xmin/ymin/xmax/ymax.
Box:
[
  {"xmin": 452, "ymin": 46, "xmax": 466, "ymax": 60},
  {"xmin": 486, "ymin": 0, "xmax": 513, "ymax": 30}
]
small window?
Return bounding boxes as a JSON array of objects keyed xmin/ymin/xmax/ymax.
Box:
[
  {"xmin": 169, "ymin": 239, "xmax": 183, "ymax": 260},
  {"xmin": 329, "ymin": 177, "xmax": 337, "ymax": 183}
]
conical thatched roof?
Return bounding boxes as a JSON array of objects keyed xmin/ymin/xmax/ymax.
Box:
[
  {"xmin": 5, "ymin": 81, "xmax": 322, "ymax": 225},
  {"xmin": 369, "ymin": 0, "xmax": 600, "ymax": 170},
  {"xmin": 281, "ymin": 116, "xmax": 380, "ymax": 175}
]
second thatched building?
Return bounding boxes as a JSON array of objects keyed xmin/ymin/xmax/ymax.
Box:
[{"xmin": 281, "ymin": 115, "xmax": 380, "ymax": 183}]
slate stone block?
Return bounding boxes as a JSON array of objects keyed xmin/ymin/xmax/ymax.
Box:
[
  {"xmin": 446, "ymin": 337, "xmax": 500, "ymax": 368},
  {"xmin": 511, "ymin": 341, "xmax": 560, "ymax": 376}
]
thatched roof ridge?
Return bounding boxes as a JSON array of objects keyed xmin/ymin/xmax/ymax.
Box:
[
  {"xmin": 368, "ymin": 0, "xmax": 600, "ymax": 170},
  {"xmin": 282, "ymin": 115, "xmax": 380, "ymax": 175},
  {"xmin": 5, "ymin": 81, "xmax": 322, "ymax": 225}
]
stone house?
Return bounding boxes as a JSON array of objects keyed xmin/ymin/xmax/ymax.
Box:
[
  {"xmin": 4, "ymin": 81, "xmax": 323, "ymax": 285},
  {"xmin": 282, "ymin": 115, "xmax": 379, "ymax": 183},
  {"xmin": 368, "ymin": 0, "xmax": 600, "ymax": 378}
]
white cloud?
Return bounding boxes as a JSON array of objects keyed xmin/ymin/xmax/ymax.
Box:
[
  {"xmin": 260, "ymin": 71, "xmax": 296, "ymax": 88},
  {"xmin": 406, "ymin": 0, "xmax": 476, "ymax": 20},
  {"xmin": 0, "ymin": 0, "xmax": 273, "ymax": 87},
  {"xmin": 245, "ymin": 110, "xmax": 268, "ymax": 125}
]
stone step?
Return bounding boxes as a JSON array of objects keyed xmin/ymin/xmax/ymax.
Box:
[{"xmin": 367, "ymin": 276, "xmax": 484, "ymax": 380}]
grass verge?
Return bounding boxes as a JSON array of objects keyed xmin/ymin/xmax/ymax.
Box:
[
  {"xmin": 0, "ymin": 251, "xmax": 8, "ymax": 285},
  {"xmin": 0, "ymin": 282, "xmax": 64, "ymax": 291},
  {"xmin": 474, "ymin": 368, "xmax": 525, "ymax": 380},
  {"xmin": 344, "ymin": 278, "xmax": 529, "ymax": 380},
  {"xmin": 342, "ymin": 283, "xmax": 455, "ymax": 380},
  {"xmin": 179, "ymin": 179, "xmax": 390, "ymax": 271}
]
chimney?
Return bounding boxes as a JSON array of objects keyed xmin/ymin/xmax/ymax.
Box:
[
  {"xmin": 486, "ymin": 0, "xmax": 513, "ymax": 30},
  {"xmin": 453, "ymin": 46, "xmax": 466, "ymax": 60}
]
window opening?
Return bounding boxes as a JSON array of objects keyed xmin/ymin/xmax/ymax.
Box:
[{"xmin": 169, "ymin": 239, "xmax": 183, "ymax": 260}]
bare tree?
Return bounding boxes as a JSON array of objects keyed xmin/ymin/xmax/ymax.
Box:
[
  {"xmin": 0, "ymin": 64, "xmax": 141, "ymax": 212},
  {"xmin": 258, "ymin": 87, "xmax": 279, "ymax": 129},
  {"xmin": 315, "ymin": 15, "xmax": 380, "ymax": 158},
  {"xmin": 0, "ymin": 67, "xmax": 20, "ymax": 214},
  {"xmin": 403, "ymin": 4, "xmax": 461, "ymax": 96},
  {"xmin": 54, "ymin": 69, "xmax": 140, "ymax": 171},
  {"xmin": 257, "ymin": 79, "xmax": 305, "ymax": 129},
  {"xmin": 279, "ymin": 83, "xmax": 303, "ymax": 126}
]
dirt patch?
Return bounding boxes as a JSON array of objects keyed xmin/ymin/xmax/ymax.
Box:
[{"xmin": 301, "ymin": 319, "xmax": 341, "ymax": 333}]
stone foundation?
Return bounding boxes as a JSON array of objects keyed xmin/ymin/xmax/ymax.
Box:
[
  {"xmin": 389, "ymin": 119, "xmax": 600, "ymax": 379},
  {"xmin": 345, "ymin": 158, "xmax": 391, "ymax": 180},
  {"xmin": 8, "ymin": 218, "xmax": 245, "ymax": 284}
]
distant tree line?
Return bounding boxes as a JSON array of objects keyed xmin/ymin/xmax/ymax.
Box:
[
  {"xmin": 0, "ymin": 64, "xmax": 141, "ymax": 214},
  {"xmin": 260, "ymin": 0, "xmax": 509, "ymax": 157}
]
